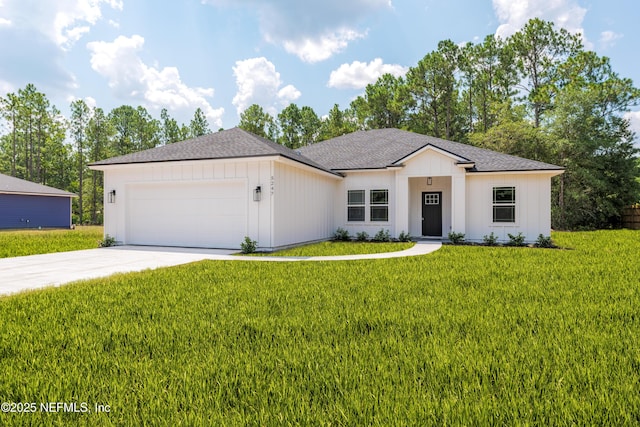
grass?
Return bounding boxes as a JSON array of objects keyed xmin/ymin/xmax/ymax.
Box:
[
  {"xmin": 0, "ymin": 226, "xmax": 104, "ymax": 258},
  {"xmin": 254, "ymin": 240, "xmax": 415, "ymax": 256},
  {"xmin": 0, "ymin": 230, "xmax": 639, "ymax": 425}
]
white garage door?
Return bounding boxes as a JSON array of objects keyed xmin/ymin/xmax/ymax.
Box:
[{"xmin": 126, "ymin": 180, "xmax": 247, "ymax": 248}]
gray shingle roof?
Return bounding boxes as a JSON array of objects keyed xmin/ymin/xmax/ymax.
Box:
[
  {"xmin": 0, "ymin": 173, "xmax": 76, "ymax": 197},
  {"xmin": 298, "ymin": 128, "xmax": 564, "ymax": 172},
  {"xmin": 91, "ymin": 127, "xmax": 563, "ymax": 175},
  {"xmin": 90, "ymin": 127, "xmax": 336, "ymax": 175}
]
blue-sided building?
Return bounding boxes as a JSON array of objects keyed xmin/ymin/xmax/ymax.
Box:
[{"xmin": 0, "ymin": 173, "xmax": 76, "ymax": 229}]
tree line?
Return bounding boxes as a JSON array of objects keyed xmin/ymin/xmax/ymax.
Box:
[{"xmin": 1, "ymin": 18, "xmax": 639, "ymax": 229}]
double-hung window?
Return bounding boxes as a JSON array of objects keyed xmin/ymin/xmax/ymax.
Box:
[
  {"xmin": 347, "ymin": 190, "xmax": 365, "ymax": 221},
  {"xmin": 493, "ymin": 186, "xmax": 516, "ymax": 223},
  {"xmin": 370, "ymin": 189, "xmax": 389, "ymax": 222}
]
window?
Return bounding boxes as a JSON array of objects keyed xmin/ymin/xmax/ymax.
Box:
[
  {"xmin": 347, "ymin": 190, "xmax": 365, "ymax": 221},
  {"xmin": 424, "ymin": 193, "xmax": 440, "ymax": 205},
  {"xmin": 493, "ymin": 186, "xmax": 515, "ymax": 223},
  {"xmin": 370, "ymin": 189, "xmax": 388, "ymax": 222}
]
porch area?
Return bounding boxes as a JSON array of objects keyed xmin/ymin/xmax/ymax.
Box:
[{"xmin": 396, "ymin": 175, "xmax": 466, "ymax": 239}]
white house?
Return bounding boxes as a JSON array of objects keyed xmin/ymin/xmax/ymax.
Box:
[{"xmin": 89, "ymin": 127, "xmax": 564, "ymax": 250}]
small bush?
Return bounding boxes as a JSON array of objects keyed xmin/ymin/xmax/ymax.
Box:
[
  {"xmin": 355, "ymin": 231, "xmax": 369, "ymax": 242},
  {"xmin": 372, "ymin": 229, "xmax": 391, "ymax": 242},
  {"xmin": 535, "ymin": 234, "xmax": 554, "ymax": 248},
  {"xmin": 240, "ymin": 236, "xmax": 258, "ymax": 254},
  {"xmin": 334, "ymin": 227, "xmax": 350, "ymax": 241},
  {"xmin": 483, "ymin": 232, "xmax": 498, "ymax": 246},
  {"xmin": 98, "ymin": 234, "xmax": 116, "ymax": 248},
  {"xmin": 447, "ymin": 231, "xmax": 465, "ymax": 244},
  {"xmin": 507, "ymin": 232, "xmax": 527, "ymax": 247},
  {"xmin": 398, "ymin": 230, "xmax": 412, "ymax": 242}
]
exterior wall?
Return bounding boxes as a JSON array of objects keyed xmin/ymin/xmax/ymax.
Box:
[
  {"xmin": 272, "ymin": 160, "xmax": 338, "ymax": 248},
  {"xmin": 101, "ymin": 158, "xmax": 272, "ymax": 249},
  {"xmin": 465, "ymin": 173, "xmax": 554, "ymax": 242},
  {"xmin": 0, "ymin": 194, "xmax": 72, "ymax": 229},
  {"xmin": 335, "ymin": 170, "xmax": 396, "ymax": 236}
]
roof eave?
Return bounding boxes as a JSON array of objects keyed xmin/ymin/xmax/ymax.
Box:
[
  {"xmin": 90, "ymin": 153, "xmax": 341, "ymax": 178},
  {"xmin": 89, "ymin": 153, "xmax": 284, "ymax": 169},
  {"xmin": 467, "ymin": 168, "xmax": 565, "ymax": 175},
  {"xmin": 332, "ymin": 166, "xmax": 401, "ymax": 173},
  {"xmin": 0, "ymin": 191, "xmax": 77, "ymax": 197},
  {"xmin": 276, "ymin": 155, "xmax": 343, "ymax": 179}
]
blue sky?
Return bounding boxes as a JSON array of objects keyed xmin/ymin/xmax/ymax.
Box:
[{"xmin": 1, "ymin": 0, "xmax": 639, "ymax": 136}]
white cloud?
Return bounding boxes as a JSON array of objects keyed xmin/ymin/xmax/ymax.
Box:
[
  {"xmin": 232, "ymin": 57, "xmax": 301, "ymax": 116},
  {"xmin": 0, "ymin": 17, "xmax": 11, "ymax": 26},
  {"xmin": 600, "ymin": 30, "xmax": 623, "ymax": 49},
  {"xmin": 624, "ymin": 111, "xmax": 640, "ymax": 145},
  {"xmin": 492, "ymin": 0, "xmax": 587, "ymax": 41},
  {"xmin": 281, "ymin": 28, "xmax": 366, "ymax": 64},
  {"xmin": 206, "ymin": 0, "xmax": 392, "ymax": 62},
  {"xmin": 87, "ymin": 35, "xmax": 224, "ymax": 127},
  {"xmin": 0, "ymin": 0, "xmax": 122, "ymax": 49},
  {"xmin": 328, "ymin": 58, "xmax": 408, "ymax": 89},
  {"xmin": 84, "ymin": 96, "xmax": 97, "ymax": 110}
]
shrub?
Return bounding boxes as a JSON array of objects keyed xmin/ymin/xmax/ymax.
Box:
[
  {"xmin": 355, "ymin": 231, "xmax": 369, "ymax": 242},
  {"xmin": 535, "ymin": 234, "xmax": 554, "ymax": 248},
  {"xmin": 98, "ymin": 234, "xmax": 116, "ymax": 248},
  {"xmin": 483, "ymin": 232, "xmax": 498, "ymax": 246},
  {"xmin": 507, "ymin": 232, "xmax": 527, "ymax": 247},
  {"xmin": 372, "ymin": 229, "xmax": 391, "ymax": 242},
  {"xmin": 398, "ymin": 231, "xmax": 412, "ymax": 242},
  {"xmin": 334, "ymin": 227, "xmax": 350, "ymax": 241},
  {"xmin": 447, "ymin": 231, "xmax": 465, "ymax": 244},
  {"xmin": 240, "ymin": 236, "xmax": 258, "ymax": 254}
]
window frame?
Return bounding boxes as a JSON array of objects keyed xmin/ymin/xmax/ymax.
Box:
[
  {"xmin": 370, "ymin": 189, "xmax": 389, "ymax": 222},
  {"xmin": 347, "ymin": 190, "xmax": 365, "ymax": 222},
  {"xmin": 492, "ymin": 186, "xmax": 516, "ymax": 223}
]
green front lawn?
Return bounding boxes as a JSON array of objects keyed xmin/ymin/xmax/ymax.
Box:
[
  {"xmin": 0, "ymin": 226, "xmax": 104, "ymax": 258},
  {"xmin": 0, "ymin": 230, "xmax": 639, "ymax": 425},
  {"xmin": 256, "ymin": 240, "xmax": 415, "ymax": 256}
]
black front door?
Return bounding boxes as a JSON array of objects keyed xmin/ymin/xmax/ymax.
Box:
[{"xmin": 422, "ymin": 192, "xmax": 442, "ymax": 237}]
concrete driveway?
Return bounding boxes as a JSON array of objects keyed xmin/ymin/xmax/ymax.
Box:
[
  {"xmin": 0, "ymin": 246, "xmax": 236, "ymax": 296},
  {"xmin": 0, "ymin": 242, "xmax": 441, "ymax": 296}
]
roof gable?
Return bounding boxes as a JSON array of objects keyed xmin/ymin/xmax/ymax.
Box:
[
  {"xmin": 0, "ymin": 173, "xmax": 76, "ymax": 197},
  {"xmin": 393, "ymin": 144, "xmax": 470, "ymax": 166},
  {"xmin": 90, "ymin": 127, "xmax": 336, "ymax": 175},
  {"xmin": 298, "ymin": 128, "xmax": 563, "ymax": 173}
]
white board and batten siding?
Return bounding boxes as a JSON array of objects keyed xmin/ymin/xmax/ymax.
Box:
[
  {"xmin": 272, "ymin": 160, "xmax": 338, "ymax": 249},
  {"xmin": 465, "ymin": 173, "xmax": 553, "ymax": 242},
  {"xmin": 102, "ymin": 158, "xmax": 273, "ymax": 249}
]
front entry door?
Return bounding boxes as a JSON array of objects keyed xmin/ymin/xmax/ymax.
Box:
[{"xmin": 422, "ymin": 192, "xmax": 442, "ymax": 237}]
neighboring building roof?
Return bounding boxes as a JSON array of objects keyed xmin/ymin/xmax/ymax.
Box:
[
  {"xmin": 298, "ymin": 128, "xmax": 564, "ymax": 172},
  {"xmin": 90, "ymin": 127, "xmax": 338, "ymax": 175},
  {"xmin": 0, "ymin": 173, "xmax": 76, "ymax": 197}
]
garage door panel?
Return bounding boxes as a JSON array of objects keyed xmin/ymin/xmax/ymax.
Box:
[{"xmin": 127, "ymin": 181, "xmax": 247, "ymax": 248}]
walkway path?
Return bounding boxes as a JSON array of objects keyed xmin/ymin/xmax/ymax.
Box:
[{"xmin": 0, "ymin": 241, "xmax": 441, "ymax": 296}]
